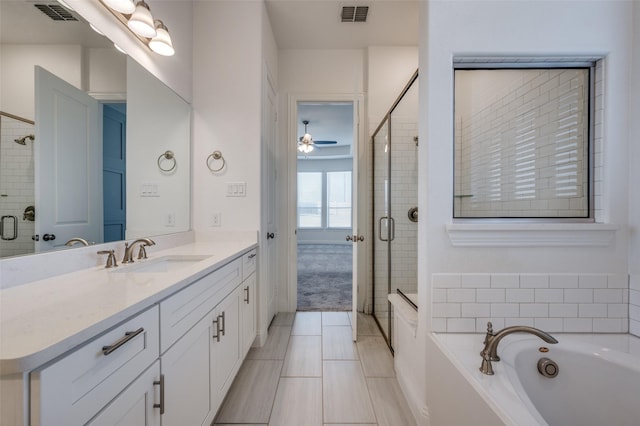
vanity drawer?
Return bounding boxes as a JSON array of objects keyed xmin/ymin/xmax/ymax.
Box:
[
  {"xmin": 160, "ymin": 257, "xmax": 242, "ymax": 353},
  {"xmin": 31, "ymin": 305, "xmax": 159, "ymax": 426},
  {"xmin": 242, "ymin": 249, "xmax": 257, "ymax": 280}
]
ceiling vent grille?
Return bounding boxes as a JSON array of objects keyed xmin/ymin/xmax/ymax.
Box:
[
  {"xmin": 341, "ymin": 6, "xmax": 369, "ymax": 23},
  {"xmin": 34, "ymin": 3, "xmax": 78, "ymax": 21}
]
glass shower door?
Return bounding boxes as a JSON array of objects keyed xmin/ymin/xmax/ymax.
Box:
[{"xmin": 372, "ymin": 119, "xmax": 391, "ymax": 339}]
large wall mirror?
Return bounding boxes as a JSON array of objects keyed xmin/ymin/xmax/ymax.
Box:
[{"xmin": 0, "ymin": 0, "xmax": 191, "ymax": 259}]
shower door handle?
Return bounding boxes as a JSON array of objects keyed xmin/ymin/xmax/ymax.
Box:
[{"xmin": 378, "ymin": 216, "xmax": 395, "ymax": 242}]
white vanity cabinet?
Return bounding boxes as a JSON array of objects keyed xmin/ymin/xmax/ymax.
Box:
[
  {"xmin": 8, "ymin": 247, "xmax": 258, "ymax": 426},
  {"xmin": 30, "ymin": 306, "xmax": 160, "ymax": 425}
]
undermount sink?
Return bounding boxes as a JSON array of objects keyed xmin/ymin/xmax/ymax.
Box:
[{"xmin": 114, "ymin": 255, "xmax": 211, "ymax": 273}]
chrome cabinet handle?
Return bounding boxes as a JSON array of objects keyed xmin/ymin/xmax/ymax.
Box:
[
  {"xmin": 153, "ymin": 374, "xmax": 165, "ymax": 415},
  {"xmin": 267, "ymin": 232, "xmax": 275, "ymax": 239},
  {"xmin": 220, "ymin": 311, "xmax": 226, "ymax": 336},
  {"xmin": 102, "ymin": 328, "xmax": 144, "ymax": 355},
  {"xmin": 213, "ymin": 317, "xmax": 221, "ymax": 342},
  {"xmin": 244, "ymin": 286, "xmax": 250, "ymax": 304},
  {"xmin": 42, "ymin": 233, "xmax": 56, "ymax": 241},
  {"xmin": 248, "ymin": 253, "xmax": 256, "ymax": 259},
  {"xmin": 347, "ymin": 234, "xmax": 365, "ymax": 242}
]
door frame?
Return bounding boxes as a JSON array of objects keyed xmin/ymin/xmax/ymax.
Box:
[{"xmin": 286, "ymin": 93, "xmax": 366, "ymax": 317}]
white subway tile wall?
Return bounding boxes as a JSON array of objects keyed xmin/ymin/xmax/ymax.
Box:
[
  {"xmin": 0, "ymin": 116, "xmax": 36, "ymax": 257},
  {"xmin": 631, "ymin": 274, "xmax": 640, "ymax": 337},
  {"xmin": 432, "ymin": 273, "xmax": 630, "ymax": 333}
]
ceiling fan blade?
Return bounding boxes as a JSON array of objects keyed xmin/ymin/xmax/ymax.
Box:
[{"xmin": 314, "ymin": 140, "xmax": 338, "ymax": 145}]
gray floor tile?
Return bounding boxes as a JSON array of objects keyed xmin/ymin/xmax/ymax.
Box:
[
  {"xmin": 271, "ymin": 312, "xmax": 295, "ymax": 326},
  {"xmin": 322, "ymin": 311, "xmax": 351, "ymax": 326},
  {"xmin": 357, "ymin": 312, "xmax": 383, "ymax": 336},
  {"xmin": 269, "ymin": 378, "xmax": 323, "ymax": 426},
  {"xmin": 247, "ymin": 325, "xmax": 291, "ymax": 360},
  {"xmin": 292, "ymin": 311, "xmax": 322, "ymax": 335},
  {"xmin": 214, "ymin": 360, "xmax": 282, "ymax": 424},
  {"xmin": 367, "ymin": 377, "xmax": 417, "ymax": 426},
  {"xmin": 323, "ymin": 361, "xmax": 376, "ymax": 424},
  {"xmin": 357, "ymin": 335, "xmax": 395, "ymax": 377},
  {"xmin": 323, "ymin": 325, "xmax": 359, "ymax": 360},
  {"xmin": 281, "ymin": 335, "xmax": 322, "ymax": 377}
]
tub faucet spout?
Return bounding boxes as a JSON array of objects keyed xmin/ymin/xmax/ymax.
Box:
[{"xmin": 480, "ymin": 322, "xmax": 558, "ymax": 375}]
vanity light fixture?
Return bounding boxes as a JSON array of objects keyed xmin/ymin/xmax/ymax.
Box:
[
  {"xmin": 127, "ymin": 1, "xmax": 156, "ymax": 38},
  {"xmin": 101, "ymin": 0, "xmax": 135, "ymax": 14},
  {"xmin": 149, "ymin": 20, "xmax": 175, "ymax": 56},
  {"xmin": 98, "ymin": 0, "xmax": 176, "ymax": 56}
]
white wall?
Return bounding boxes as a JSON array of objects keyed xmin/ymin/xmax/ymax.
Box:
[
  {"xmin": 192, "ymin": 0, "xmax": 263, "ymax": 233},
  {"xmin": 419, "ymin": 1, "xmax": 635, "ymax": 423}
]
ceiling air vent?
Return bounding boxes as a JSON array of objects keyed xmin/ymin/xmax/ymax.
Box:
[
  {"xmin": 34, "ymin": 3, "xmax": 78, "ymax": 21},
  {"xmin": 341, "ymin": 6, "xmax": 369, "ymax": 23}
]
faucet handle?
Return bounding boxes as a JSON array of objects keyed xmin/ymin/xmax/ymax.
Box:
[
  {"xmin": 483, "ymin": 321, "xmax": 494, "ymax": 345},
  {"xmin": 137, "ymin": 244, "xmax": 148, "ymax": 260},
  {"xmin": 97, "ymin": 250, "xmax": 118, "ymax": 268}
]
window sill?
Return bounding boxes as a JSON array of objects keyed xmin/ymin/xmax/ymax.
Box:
[{"xmin": 445, "ymin": 223, "xmax": 618, "ymax": 247}]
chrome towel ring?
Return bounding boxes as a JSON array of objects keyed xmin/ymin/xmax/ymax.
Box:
[
  {"xmin": 158, "ymin": 150, "xmax": 176, "ymax": 172},
  {"xmin": 207, "ymin": 150, "xmax": 226, "ymax": 172}
]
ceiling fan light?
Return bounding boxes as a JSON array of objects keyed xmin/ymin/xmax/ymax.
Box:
[
  {"xmin": 102, "ymin": 0, "xmax": 136, "ymax": 14},
  {"xmin": 149, "ymin": 20, "xmax": 175, "ymax": 56},
  {"xmin": 128, "ymin": 1, "xmax": 157, "ymax": 38}
]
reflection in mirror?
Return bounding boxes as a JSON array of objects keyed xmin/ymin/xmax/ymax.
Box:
[
  {"xmin": 453, "ymin": 66, "xmax": 592, "ymax": 219},
  {"xmin": 0, "ymin": 0, "xmax": 191, "ymax": 258}
]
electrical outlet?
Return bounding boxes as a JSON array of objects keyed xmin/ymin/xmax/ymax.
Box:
[
  {"xmin": 211, "ymin": 212, "xmax": 221, "ymax": 227},
  {"xmin": 166, "ymin": 212, "xmax": 175, "ymax": 227}
]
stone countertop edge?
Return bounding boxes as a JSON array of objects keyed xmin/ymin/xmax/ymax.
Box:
[{"xmin": 0, "ymin": 239, "xmax": 257, "ymax": 375}]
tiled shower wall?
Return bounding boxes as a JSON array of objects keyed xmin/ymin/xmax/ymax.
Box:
[
  {"xmin": 0, "ymin": 115, "xmax": 35, "ymax": 257},
  {"xmin": 631, "ymin": 274, "xmax": 640, "ymax": 337},
  {"xmin": 432, "ymin": 273, "xmax": 629, "ymax": 333}
]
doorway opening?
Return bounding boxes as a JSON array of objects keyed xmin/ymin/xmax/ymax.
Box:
[{"xmin": 296, "ymin": 101, "xmax": 354, "ymax": 311}]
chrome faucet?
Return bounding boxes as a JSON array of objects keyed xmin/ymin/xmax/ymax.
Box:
[
  {"xmin": 480, "ymin": 321, "xmax": 558, "ymax": 375},
  {"xmin": 65, "ymin": 237, "xmax": 90, "ymax": 247},
  {"xmin": 122, "ymin": 238, "xmax": 156, "ymax": 263}
]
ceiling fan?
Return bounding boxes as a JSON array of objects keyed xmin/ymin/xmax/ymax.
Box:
[{"xmin": 297, "ymin": 120, "xmax": 337, "ymax": 154}]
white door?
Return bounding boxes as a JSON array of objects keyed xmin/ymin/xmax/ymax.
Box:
[
  {"xmin": 261, "ymin": 66, "xmax": 278, "ymax": 330},
  {"xmin": 34, "ymin": 67, "xmax": 102, "ymax": 251}
]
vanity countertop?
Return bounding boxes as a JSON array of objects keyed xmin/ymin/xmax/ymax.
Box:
[{"xmin": 0, "ymin": 239, "xmax": 257, "ymax": 375}]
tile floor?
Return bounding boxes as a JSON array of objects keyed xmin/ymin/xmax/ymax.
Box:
[{"xmin": 214, "ymin": 311, "xmax": 416, "ymax": 426}]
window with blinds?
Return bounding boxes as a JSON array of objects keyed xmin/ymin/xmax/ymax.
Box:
[{"xmin": 453, "ymin": 65, "xmax": 593, "ymax": 219}]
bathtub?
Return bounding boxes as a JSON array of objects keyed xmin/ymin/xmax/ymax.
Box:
[{"xmin": 434, "ymin": 333, "xmax": 640, "ymax": 425}]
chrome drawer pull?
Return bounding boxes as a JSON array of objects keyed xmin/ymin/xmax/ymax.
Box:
[
  {"xmin": 102, "ymin": 328, "xmax": 144, "ymax": 356},
  {"xmin": 244, "ymin": 286, "xmax": 250, "ymax": 304},
  {"xmin": 153, "ymin": 374, "xmax": 165, "ymax": 414},
  {"xmin": 248, "ymin": 253, "xmax": 256, "ymax": 259},
  {"xmin": 220, "ymin": 312, "xmax": 226, "ymax": 336}
]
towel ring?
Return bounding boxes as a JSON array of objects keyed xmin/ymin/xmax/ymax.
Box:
[
  {"xmin": 207, "ymin": 150, "xmax": 226, "ymax": 172},
  {"xmin": 158, "ymin": 150, "xmax": 176, "ymax": 172}
]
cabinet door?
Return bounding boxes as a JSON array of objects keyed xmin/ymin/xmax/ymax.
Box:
[
  {"xmin": 211, "ymin": 289, "xmax": 240, "ymax": 410},
  {"xmin": 161, "ymin": 313, "xmax": 213, "ymax": 426},
  {"xmin": 87, "ymin": 361, "xmax": 161, "ymax": 426},
  {"xmin": 240, "ymin": 274, "xmax": 256, "ymax": 356}
]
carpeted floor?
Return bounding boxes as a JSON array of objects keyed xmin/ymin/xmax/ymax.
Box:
[{"xmin": 297, "ymin": 244, "xmax": 352, "ymax": 311}]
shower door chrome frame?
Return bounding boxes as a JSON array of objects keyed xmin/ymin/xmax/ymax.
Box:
[{"xmin": 371, "ymin": 69, "xmax": 419, "ymax": 350}]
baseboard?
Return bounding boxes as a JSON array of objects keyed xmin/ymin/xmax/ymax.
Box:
[{"xmin": 397, "ymin": 369, "xmax": 430, "ymax": 426}]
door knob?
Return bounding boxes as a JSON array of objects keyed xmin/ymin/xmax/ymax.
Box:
[
  {"xmin": 267, "ymin": 232, "xmax": 275, "ymax": 239},
  {"xmin": 43, "ymin": 233, "xmax": 56, "ymax": 241}
]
